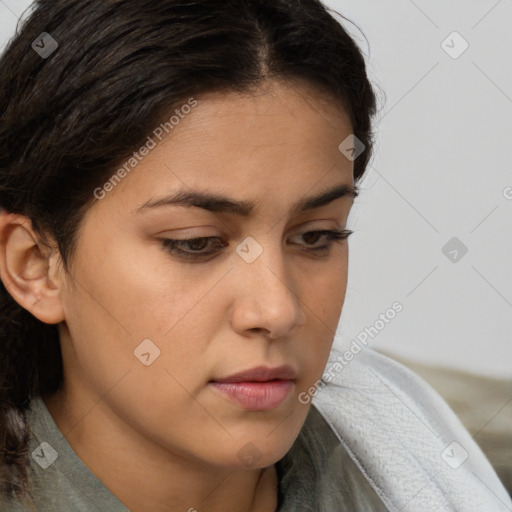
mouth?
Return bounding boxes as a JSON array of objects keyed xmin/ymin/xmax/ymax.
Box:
[{"xmin": 210, "ymin": 365, "xmax": 297, "ymax": 411}]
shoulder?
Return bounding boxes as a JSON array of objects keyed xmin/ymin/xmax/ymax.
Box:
[{"xmin": 1, "ymin": 396, "xmax": 129, "ymax": 512}]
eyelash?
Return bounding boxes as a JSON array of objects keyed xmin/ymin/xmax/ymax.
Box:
[{"xmin": 160, "ymin": 229, "xmax": 353, "ymax": 260}]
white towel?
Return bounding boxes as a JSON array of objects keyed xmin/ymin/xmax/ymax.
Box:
[{"xmin": 313, "ymin": 346, "xmax": 512, "ymax": 512}]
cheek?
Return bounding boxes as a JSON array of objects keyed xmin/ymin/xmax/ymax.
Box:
[
  {"xmin": 305, "ymin": 253, "xmax": 348, "ymax": 325},
  {"xmin": 67, "ymin": 235, "xmax": 213, "ymax": 338},
  {"xmin": 293, "ymin": 254, "xmax": 348, "ymax": 386},
  {"xmin": 60, "ymin": 242, "xmax": 230, "ymax": 391},
  {"xmin": 59, "ymin": 263, "xmax": 229, "ymax": 453}
]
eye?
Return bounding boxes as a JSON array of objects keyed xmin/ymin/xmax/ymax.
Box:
[
  {"xmin": 160, "ymin": 236, "xmax": 228, "ymax": 260},
  {"xmin": 289, "ymin": 229, "xmax": 353, "ymax": 252}
]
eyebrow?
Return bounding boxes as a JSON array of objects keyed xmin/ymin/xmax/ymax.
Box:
[{"xmin": 135, "ymin": 182, "xmax": 358, "ymax": 216}]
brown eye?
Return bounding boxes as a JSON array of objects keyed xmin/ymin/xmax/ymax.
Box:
[
  {"xmin": 160, "ymin": 237, "xmax": 228, "ymax": 260},
  {"xmin": 290, "ymin": 229, "xmax": 353, "ymax": 252},
  {"xmin": 186, "ymin": 238, "xmax": 210, "ymax": 251},
  {"xmin": 302, "ymin": 231, "xmax": 323, "ymax": 245}
]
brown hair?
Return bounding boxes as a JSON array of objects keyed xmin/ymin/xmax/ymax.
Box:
[{"xmin": 0, "ymin": 0, "xmax": 377, "ymax": 504}]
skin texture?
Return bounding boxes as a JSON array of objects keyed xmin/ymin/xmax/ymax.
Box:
[{"xmin": 0, "ymin": 79, "xmax": 355, "ymax": 512}]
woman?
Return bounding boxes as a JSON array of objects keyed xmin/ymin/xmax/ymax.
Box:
[{"xmin": 0, "ymin": 1, "xmax": 509, "ymax": 511}]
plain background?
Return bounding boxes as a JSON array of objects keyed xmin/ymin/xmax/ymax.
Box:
[{"xmin": 1, "ymin": 0, "xmax": 511, "ymax": 378}]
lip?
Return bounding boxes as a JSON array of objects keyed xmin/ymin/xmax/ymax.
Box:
[
  {"xmin": 210, "ymin": 380, "xmax": 294, "ymax": 411},
  {"xmin": 210, "ymin": 365, "xmax": 296, "ymax": 411},
  {"xmin": 212, "ymin": 365, "xmax": 297, "ymax": 383}
]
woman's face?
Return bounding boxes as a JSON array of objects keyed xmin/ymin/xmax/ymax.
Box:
[{"xmin": 55, "ymin": 80, "xmax": 356, "ymax": 470}]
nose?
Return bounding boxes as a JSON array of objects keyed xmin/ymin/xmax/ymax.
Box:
[{"xmin": 229, "ymin": 244, "xmax": 306, "ymax": 340}]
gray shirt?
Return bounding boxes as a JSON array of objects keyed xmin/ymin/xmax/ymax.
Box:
[{"xmin": 1, "ymin": 396, "xmax": 389, "ymax": 511}]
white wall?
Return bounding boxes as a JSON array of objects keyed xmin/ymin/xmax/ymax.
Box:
[
  {"xmin": 1, "ymin": 0, "xmax": 510, "ymax": 377},
  {"xmin": 326, "ymin": 0, "xmax": 512, "ymax": 378},
  {"xmin": 0, "ymin": 0, "xmax": 33, "ymax": 49}
]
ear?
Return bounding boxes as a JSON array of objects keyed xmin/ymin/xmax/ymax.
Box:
[{"xmin": 0, "ymin": 211, "xmax": 65, "ymax": 324}]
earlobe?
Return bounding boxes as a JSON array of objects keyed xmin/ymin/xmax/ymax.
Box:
[{"xmin": 0, "ymin": 212, "xmax": 65, "ymax": 324}]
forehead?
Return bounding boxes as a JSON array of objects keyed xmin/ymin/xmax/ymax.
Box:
[
  {"xmin": 91, "ymin": 80, "xmax": 355, "ymax": 217},
  {"xmin": 174, "ymin": 79, "xmax": 352, "ymax": 146}
]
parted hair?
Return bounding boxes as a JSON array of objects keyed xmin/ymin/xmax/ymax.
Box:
[{"xmin": 0, "ymin": 0, "xmax": 377, "ymax": 504}]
